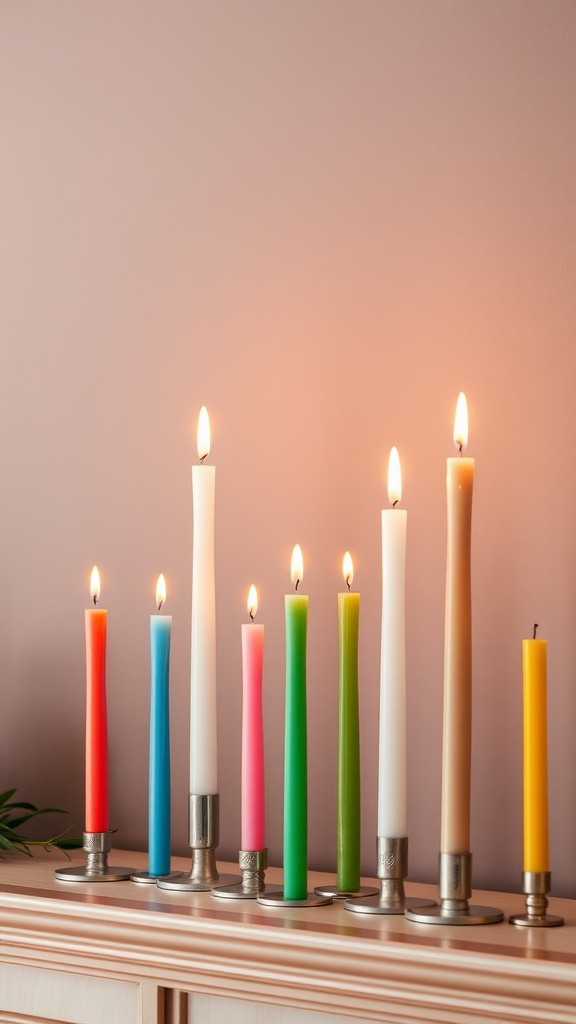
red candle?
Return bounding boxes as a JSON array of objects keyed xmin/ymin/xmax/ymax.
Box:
[
  {"xmin": 85, "ymin": 566, "xmax": 109, "ymax": 833},
  {"xmin": 241, "ymin": 585, "xmax": 265, "ymax": 851}
]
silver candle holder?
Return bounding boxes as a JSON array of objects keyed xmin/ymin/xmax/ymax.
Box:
[
  {"xmin": 343, "ymin": 836, "xmax": 433, "ymax": 914},
  {"xmin": 212, "ymin": 848, "xmax": 277, "ymax": 899},
  {"xmin": 54, "ymin": 831, "xmax": 134, "ymax": 882},
  {"xmin": 157, "ymin": 794, "xmax": 236, "ymax": 892},
  {"xmin": 509, "ymin": 871, "xmax": 564, "ymax": 927},
  {"xmin": 405, "ymin": 852, "xmax": 503, "ymax": 925}
]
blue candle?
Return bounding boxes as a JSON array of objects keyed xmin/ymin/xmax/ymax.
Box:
[{"xmin": 149, "ymin": 574, "xmax": 172, "ymax": 877}]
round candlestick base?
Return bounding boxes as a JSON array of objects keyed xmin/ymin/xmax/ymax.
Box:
[
  {"xmin": 344, "ymin": 836, "xmax": 433, "ymax": 915},
  {"xmin": 314, "ymin": 883, "xmax": 379, "ymax": 900},
  {"xmin": 509, "ymin": 872, "xmax": 564, "ymax": 928},
  {"xmin": 213, "ymin": 849, "xmax": 276, "ymax": 900},
  {"xmin": 345, "ymin": 892, "xmax": 434, "ymax": 915},
  {"xmin": 404, "ymin": 852, "xmax": 503, "ymax": 926},
  {"xmin": 156, "ymin": 794, "xmax": 236, "ymax": 892},
  {"xmin": 54, "ymin": 832, "xmax": 135, "ymax": 883},
  {"xmin": 257, "ymin": 890, "xmax": 333, "ymax": 908},
  {"xmin": 131, "ymin": 870, "xmax": 182, "ymax": 884},
  {"xmin": 55, "ymin": 865, "xmax": 135, "ymax": 882},
  {"xmin": 405, "ymin": 902, "xmax": 504, "ymax": 925},
  {"xmin": 158, "ymin": 870, "xmax": 238, "ymax": 892}
]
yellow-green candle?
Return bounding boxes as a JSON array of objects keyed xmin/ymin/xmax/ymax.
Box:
[
  {"xmin": 337, "ymin": 552, "xmax": 361, "ymax": 892},
  {"xmin": 284, "ymin": 544, "xmax": 308, "ymax": 900}
]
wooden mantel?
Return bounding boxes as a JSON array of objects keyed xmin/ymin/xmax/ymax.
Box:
[{"xmin": 0, "ymin": 849, "xmax": 575, "ymax": 1024}]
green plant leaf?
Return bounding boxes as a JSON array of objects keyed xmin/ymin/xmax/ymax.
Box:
[
  {"xmin": 53, "ymin": 836, "xmax": 83, "ymax": 850},
  {"xmin": 3, "ymin": 808, "xmax": 66, "ymax": 830},
  {"xmin": 0, "ymin": 789, "xmax": 81, "ymax": 858}
]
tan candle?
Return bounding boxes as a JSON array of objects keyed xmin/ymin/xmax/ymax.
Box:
[{"xmin": 440, "ymin": 392, "xmax": 474, "ymax": 854}]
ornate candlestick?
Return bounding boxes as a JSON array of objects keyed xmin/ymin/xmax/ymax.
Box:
[
  {"xmin": 344, "ymin": 836, "xmax": 432, "ymax": 914},
  {"xmin": 405, "ymin": 852, "xmax": 503, "ymax": 925},
  {"xmin": 408, "ymin": 401, "xmax": 502, "ymax": 927},
  {"xmin": 511, "ymin": 631, "xmax": 562, "ymax": 926},
  {"xmin": 157, "ymin": 794, "xmax": 236, "ymax": 892},
  {"xmin": 213, "ymin": 849, "xmax": 277, "ymax": 900},
  {"xmin": 55, "ymin": 832, "xmax": 134, "ymax": 882},
  {"xmin": 509, "ymin": 871, "xmax": 563, "ymax": 927}
]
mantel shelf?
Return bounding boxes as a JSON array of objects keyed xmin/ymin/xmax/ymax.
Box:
[{"xmin": 0, "ymin": 849, "xmax": 575, "ymax": 1024}]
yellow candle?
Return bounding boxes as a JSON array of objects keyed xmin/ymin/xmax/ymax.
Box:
[
  {"xmin": 441, "ymin": 392, "xmax": 474, "ymax": 854},
  {"xmin": 522, "ymin": 629, "xmax": 549, "ymax": 873}
]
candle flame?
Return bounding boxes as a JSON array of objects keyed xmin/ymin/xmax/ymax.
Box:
[
  {"xmin": 291, "ymin": 544, "xmax": 304, "ymax": 590},
  {"xmin": 156, "ymin": 573, "xmax": 167, "ymax": 611},
  {"xmin": 453, "ymin": 392, "xmax": 468, "ymax": 452},
  {"xmin": 90, "ymin": 565, "xmax": 101, "ymax": 605},
  {"xmin": 343, "ymin": 551, "xmax": 354, "ymax": 590},
  {"xmin": 197, "ymin": 405, "xmax": 211, "ymax": 461},
  {"xmin": 247, "ymin": 584, "xmax": 258, "ymax": 620},
  {"xmin": 387, "ymin": 446, "xmax": 402, "ymax": 506}
]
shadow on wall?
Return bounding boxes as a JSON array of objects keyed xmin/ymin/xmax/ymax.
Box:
[{"xmin": 6, "ymin": 654, "xmax": 85, "ymax": 846}]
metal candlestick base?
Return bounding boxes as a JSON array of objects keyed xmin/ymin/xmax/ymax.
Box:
[
  {"xmin": 405, "ymin": 852, "xmax": 503, "ymax": 925},
  {"xmin": 257, "ymin": 889, "xmax": 333, "ymax": 908},
  {"xmin": 509, "ymin": 872, "xmax": 564, "ymax": 927},
  {"xmin": 157, "ymin": 794, "xmax": 236, "ymax": 892},
  {"xmin": 54, "ymin": 832, "xmax": 135, "ymax": 882},
  {"xmin": 314, "ymin": 881, "xmax": 379, "ymax": 899},
  {"xmin": 344, "ymin": 837, "xmax": 434, "ymax": 915},
  {"xmin": 212, "ymin": 848, "xmax": 277, "ymax": 899},
  {"xmin": 131, "ymin": 869, "xmax": 182, "ymax": 884}
]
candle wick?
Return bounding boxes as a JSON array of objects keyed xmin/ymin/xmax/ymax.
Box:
[
  {"xmin": 457, "ymin": 442, "xmax": 463, "ymax": 455},
  {"xmin": 295, "ymin": 578, "xmax": 300, "ymax": 592},
  {"xmin": 92, "ymin": 594, "xmax": 98, "ymax": 607},
  {"xmin": 157, "ymin": 601, "xmax": 163, "ymax": 612},
  {"xmin": 392, "ymin": 499, "xmax": 398, "ymax": 509},
  {"xmin": 533, "ymin": 623, "xmax": 538, "ymax": 639},
  {"xmin": 249, "ymin": 609, "xmax": 254, "ymax": 622},
  {"xmin": 200, "ymin": 453, "xmax": 207, "ymax": 464},
  {"xmin": 346, "ymin": 579, "xmax": 351, "ymax": 592}
]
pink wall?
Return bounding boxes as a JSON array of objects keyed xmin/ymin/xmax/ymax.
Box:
[{"xmin": 1, "ymin": 1, "xmax": 575, "ymax": 895}]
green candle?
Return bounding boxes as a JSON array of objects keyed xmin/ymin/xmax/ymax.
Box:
[
  {"xmin": 337, "ymin": 553, "xmax": 360, "ymax": 892},
  {"xmin": 284, "ymin": 544, "xmax": 308, "ymax": 901}
]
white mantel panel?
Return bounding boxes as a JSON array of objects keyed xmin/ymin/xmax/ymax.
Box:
[
  {"xmin": 0, "ymin": 963, "xmax": 139, "ymax": 1024},
  {"xmin": 190, "ymin": 994, "xmax": 373, "ymax": 1024}
]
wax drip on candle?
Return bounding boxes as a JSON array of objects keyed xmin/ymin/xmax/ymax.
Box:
[
  {"xmin": 156, "ymin": 573, "xmax": 166, "ymax": 612},
  {"xmin": 197, "ymin": 405, "xmax": 211, "ymax": 464},
  {"xmin": 90, "ymin": 565, "xmax": 101, "ymax": 606},
  {"xmin": 453, "ymin": 392, "xmax": 468, "ymax": 455},
  {"xmin": 343, "ymin": 551, "xmax": 353, "ymax": 592},
  {"xmin": 533, "ymin": 623, "xmax": 538, "ymax": 640},
  {"xmin": 291, "ymin": 544, "xmax": 303, "ymax": 592},
  {"xmin": 247, "ymin": 584, "xmax": 258, "ymax": 622}
]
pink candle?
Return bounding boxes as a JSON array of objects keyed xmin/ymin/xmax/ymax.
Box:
[{"xmin": 241, "ymin": 585, "xmax": 265, "ymax": 851}]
